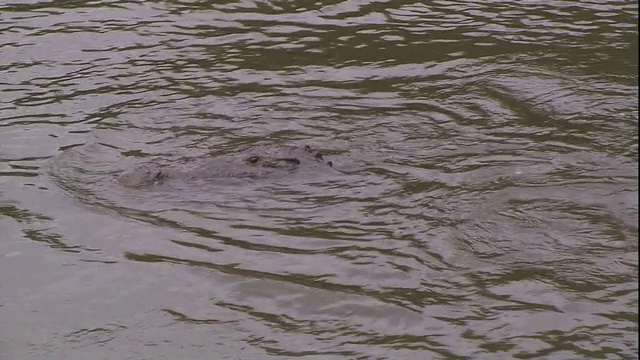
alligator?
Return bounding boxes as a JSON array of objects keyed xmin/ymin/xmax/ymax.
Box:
[{"xmin": 117, "ymin": 144, "xmax": 336, "ymax": 187}]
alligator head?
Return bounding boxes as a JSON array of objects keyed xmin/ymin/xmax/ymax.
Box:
[{"xmin": 117, "ymin": 144, "xmax": 335, "ymax": 187}]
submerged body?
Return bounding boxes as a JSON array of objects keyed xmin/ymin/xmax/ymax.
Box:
[{"xmin": 117, "ymin": 144, "xmax": 335, "ymax": 187}]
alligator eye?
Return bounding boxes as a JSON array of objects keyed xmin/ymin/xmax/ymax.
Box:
[
  {"xmin": 303, "ymin": 145, "xmax": 312, "ymax": 152},
  {"xmin": 327, "ymin": 161, "xmax": 333, "ymax": 167},
  {"xmin": 315, "ymin": 152, "xmax": 324, "ymax": 161},
  {"xmin": 247, "ymin": 155, "xmax": 261, "ymax": 164}
]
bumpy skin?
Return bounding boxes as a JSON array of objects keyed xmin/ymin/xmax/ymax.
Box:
[{"xmin": 117, "ymin": 145, "xmax": 334, "ymax": 187}]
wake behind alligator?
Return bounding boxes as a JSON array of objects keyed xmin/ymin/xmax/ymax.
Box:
[{"xmin": 117, "ymin": 144, "xmax": 337, "ymax": 187}]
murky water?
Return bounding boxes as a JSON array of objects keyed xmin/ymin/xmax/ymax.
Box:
[{"xmin": 1, "ymin": 1, "xmax": 637, "ymax": 359}]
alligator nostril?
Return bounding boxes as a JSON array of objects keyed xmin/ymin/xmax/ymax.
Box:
[
  {"xmin": 327, "ymin": 161, "xmax": 333, "ymax": 167},
  {"xmin": 303, "ymin": 145, "xmax": 312, "ymax": 152}
]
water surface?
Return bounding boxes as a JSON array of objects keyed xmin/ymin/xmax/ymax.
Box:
[{"xmin": 0, "ymin": 1, "xmax": 637, "ymax": 359}]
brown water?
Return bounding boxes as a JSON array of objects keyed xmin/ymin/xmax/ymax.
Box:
[{"xmin": 0, "ymin": 1, "xmax": 637, "ymax": 359}]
